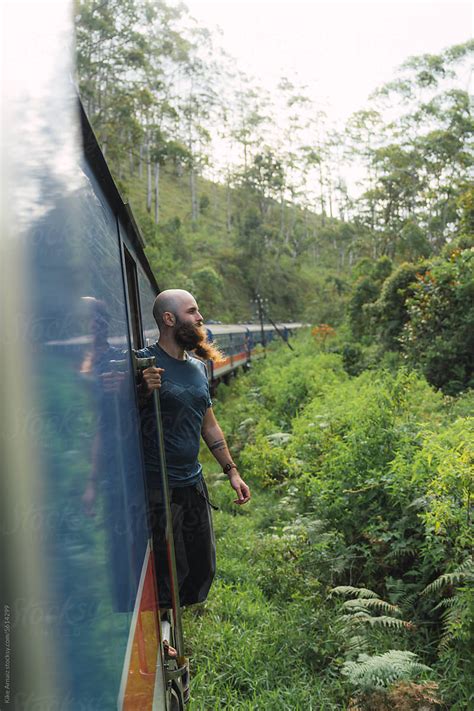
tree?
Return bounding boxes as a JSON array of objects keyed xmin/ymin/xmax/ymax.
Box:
[
  {"xmin": 368, "ymin": 261, "xmax": 427, "ymax": 351},
  {"xmin": 192, "ymin": 267, "xmax": 224, "ymax": 316},
  {"xmin": 348, "ymin": 257, "xmax": 392, "ymax": 340},
  {"xmin": 349, "ymin": 41, "xmax": 474, "ymax": 258},
  {"xmin": 401, "ymin": 247, "xmax": 474, "ymax": 394}
]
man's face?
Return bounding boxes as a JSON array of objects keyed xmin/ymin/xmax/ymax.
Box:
[{"xmin": 173, "ymin": 297, "xmax": 205, "ymax": 349}]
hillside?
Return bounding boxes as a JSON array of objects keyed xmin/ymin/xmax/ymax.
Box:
[{"xmin": 115, "ymin": 162, "xmax": 348, "ymax": 324}]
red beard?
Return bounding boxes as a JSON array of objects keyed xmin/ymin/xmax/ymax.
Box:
[{"xmin": 175, "ymin": 321, "xmax": 224, "ymax": 363}]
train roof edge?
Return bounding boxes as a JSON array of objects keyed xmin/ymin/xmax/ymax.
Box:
[{"xmin": 78, "ymin": 97, "xmax": 160, "ymax": 295}]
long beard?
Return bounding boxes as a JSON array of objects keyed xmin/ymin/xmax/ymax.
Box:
[{"xmin": 175, "ymin": 321, "xmax": 224, "ymax": 364}]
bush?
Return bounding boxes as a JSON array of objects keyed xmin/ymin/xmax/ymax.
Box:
[
  {"xmin": 197, "ymin": 335, "xmax": 472, "ymax": 708},
  {"xmin": 369, "ymin": 261, "xmax": 427, "ymax": 352},
  {"xmin": 400, "ymin": 247, "xmax": 474, "ymax": 394}
]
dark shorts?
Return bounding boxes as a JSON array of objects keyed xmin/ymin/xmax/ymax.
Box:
[{"xmin": 148, "ymin": 478, "xmax": 216, "ymax": 609}]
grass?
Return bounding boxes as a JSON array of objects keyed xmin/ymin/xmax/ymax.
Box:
[{"xmin": 183, "ymin": 467, "xmax": 346, "ymax": 710}]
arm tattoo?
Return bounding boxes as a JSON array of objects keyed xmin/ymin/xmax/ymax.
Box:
[{"xmin": 209, "ymin": 439, "xmax": 226, "ymax": 451}]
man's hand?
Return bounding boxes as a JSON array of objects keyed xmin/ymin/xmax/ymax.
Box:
[
  {"xmin": 141, "ymin": 366, "xmax": 164, "ymax": 395},
  {"xmin": 228, "ymin": 470, "xmax": 251, "ymax": 505}
]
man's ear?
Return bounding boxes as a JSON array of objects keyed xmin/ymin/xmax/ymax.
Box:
[{"xmin": 163, "ymin": 311, "xmax": 176, "ymax": 327}]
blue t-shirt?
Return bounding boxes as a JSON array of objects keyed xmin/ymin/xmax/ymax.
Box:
[{"xmin": 136, "ymin": 343, "xmax": 212, "ymax": 487}]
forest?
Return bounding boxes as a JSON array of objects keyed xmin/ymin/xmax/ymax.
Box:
[{"xmin": 74, "ymin": 1, "xmax": 472, "ymax": 708}]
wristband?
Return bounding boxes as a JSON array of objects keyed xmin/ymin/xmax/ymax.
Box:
[{"xmin": 223, "ymin": 463, "xmax": 237, "ymax": 474}]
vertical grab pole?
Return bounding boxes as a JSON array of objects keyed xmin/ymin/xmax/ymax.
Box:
[
  {"xmin": 255, "ymin": 293, "xmax": 267, "ymax": 357},
  {"xmin": 134, "ymin": 355, "xmax": 185, "ymax": 664}
]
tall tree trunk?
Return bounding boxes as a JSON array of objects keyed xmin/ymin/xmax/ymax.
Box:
[
  {"xmin": 319, "ymin": 163, "xmax": 326, "ymax": 226},
  {"xmin": 190, "ymin": 167, "xmax": 198, "ymax": 223},
  {"xmin": 279, "ymin": 190, "xmax": 285, "ymax": 239},
  {"xmin": 326, "ymin": 163, "xmax": 334, "ymax": 218},
  {"xmin": 288, "ymin": 202, "xmax": 297, "ymax": 244},
  {"xmin": 212, "ymin": 181, "xmax": 219, "ymax": 220},
  {"xmin": 328, "ymin": 182, "xmax": 334, "ymax": 218},
  {"xmin": 154, "ymin": 161, "xmax": 160, "ymax": 224},
  {"xmin": 226, "ymin": 178, "xmax": 232, "ymax": 233},
  {"xmin": 139, "ymin": 144, "xmax": 143, "ymax": 180},
  {"xmin": 129, "ymin": 132, "xmax": 134, "ymax": 176},
  {"xmin": 146, "ymin": 142, "xmax": 152, "ymax": 213}
]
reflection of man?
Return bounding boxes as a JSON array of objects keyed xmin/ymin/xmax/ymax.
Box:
[
  {"xmin": 80, "ymin": 297, "xmax": 138, "ymax": 612},
  {"xmin": 136, "ymin": 289, "xmax": 251, "ymax": 617}
]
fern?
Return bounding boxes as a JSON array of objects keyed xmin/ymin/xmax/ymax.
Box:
[
  {"xmin": 342, "ymin": 650, "xmax": 432, "ymax": 692},
  {"xmin": 432, "ymin": 596, "xmax": 457, "ymax": 613},
  {"xmin": 340, "ymin": 612, "xmax": 412, "ymax": 630},
  {"xmin": 422, "ymin": 556, "xmax": 473, "ymax": 596},
  {"xmin": 439, "ymin": 608, "xmax": 464, "ymax": 652},
  {"xmin": 342, "ymin": 598, "xmax": 400, "ymax": 615},
  {"xmin": 330, "ymin": 585, "xmax": 379, "ymax": 599},
  {"xmin": 421, "ymin": 557, "xmax": 473, "ymax": 651},
  {"xmin": 331, "ymin": 585, "xmax": 412, "ymax": 633}
]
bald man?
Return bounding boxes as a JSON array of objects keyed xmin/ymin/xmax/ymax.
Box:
[{"xmin": 136, "ymin": 290, "xmax": 250, "ymax": 613}]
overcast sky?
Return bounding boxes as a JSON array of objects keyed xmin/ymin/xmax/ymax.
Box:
[{"xmin": 182, "ymin": 0, "xmax": 472, "ymax": 126}]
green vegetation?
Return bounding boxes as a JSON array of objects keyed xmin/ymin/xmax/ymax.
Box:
[
  {"xmin": 74, "ymin": 2, "xmax": 473, "ymax": 330},
  {"xmin": 186, "ymin": 334, "xmax": 473, "ymax": 709},
  {"xmin": 346, "ymin": 221, "xmax": 474, "ymax": 394}
]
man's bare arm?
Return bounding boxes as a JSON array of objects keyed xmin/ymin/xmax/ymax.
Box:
[{"xmin": 201, "ymin": 408, "xmax": 251, "ymax": 505}]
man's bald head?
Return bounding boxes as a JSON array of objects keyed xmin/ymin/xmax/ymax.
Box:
[
  {"xmin": 153, "ymin": 289, "xmax": 197, "ymax": 328},
  {"xmin": 152, "ymin": 289, "xmax": 222, "ymax": 361}
]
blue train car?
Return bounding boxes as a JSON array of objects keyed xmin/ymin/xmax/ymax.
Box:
[
  {"xmin": 0, "ymin": 5, "xmax": 183, "ymax": 709},
  {"xmin": 206, "ymin": 322, "xmax": 304, "ymax": 385}
]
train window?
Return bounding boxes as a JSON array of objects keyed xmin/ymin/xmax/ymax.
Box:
[{"xmin": 123, "ymin": 246, "xmax": 144, "ymax": 349}]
